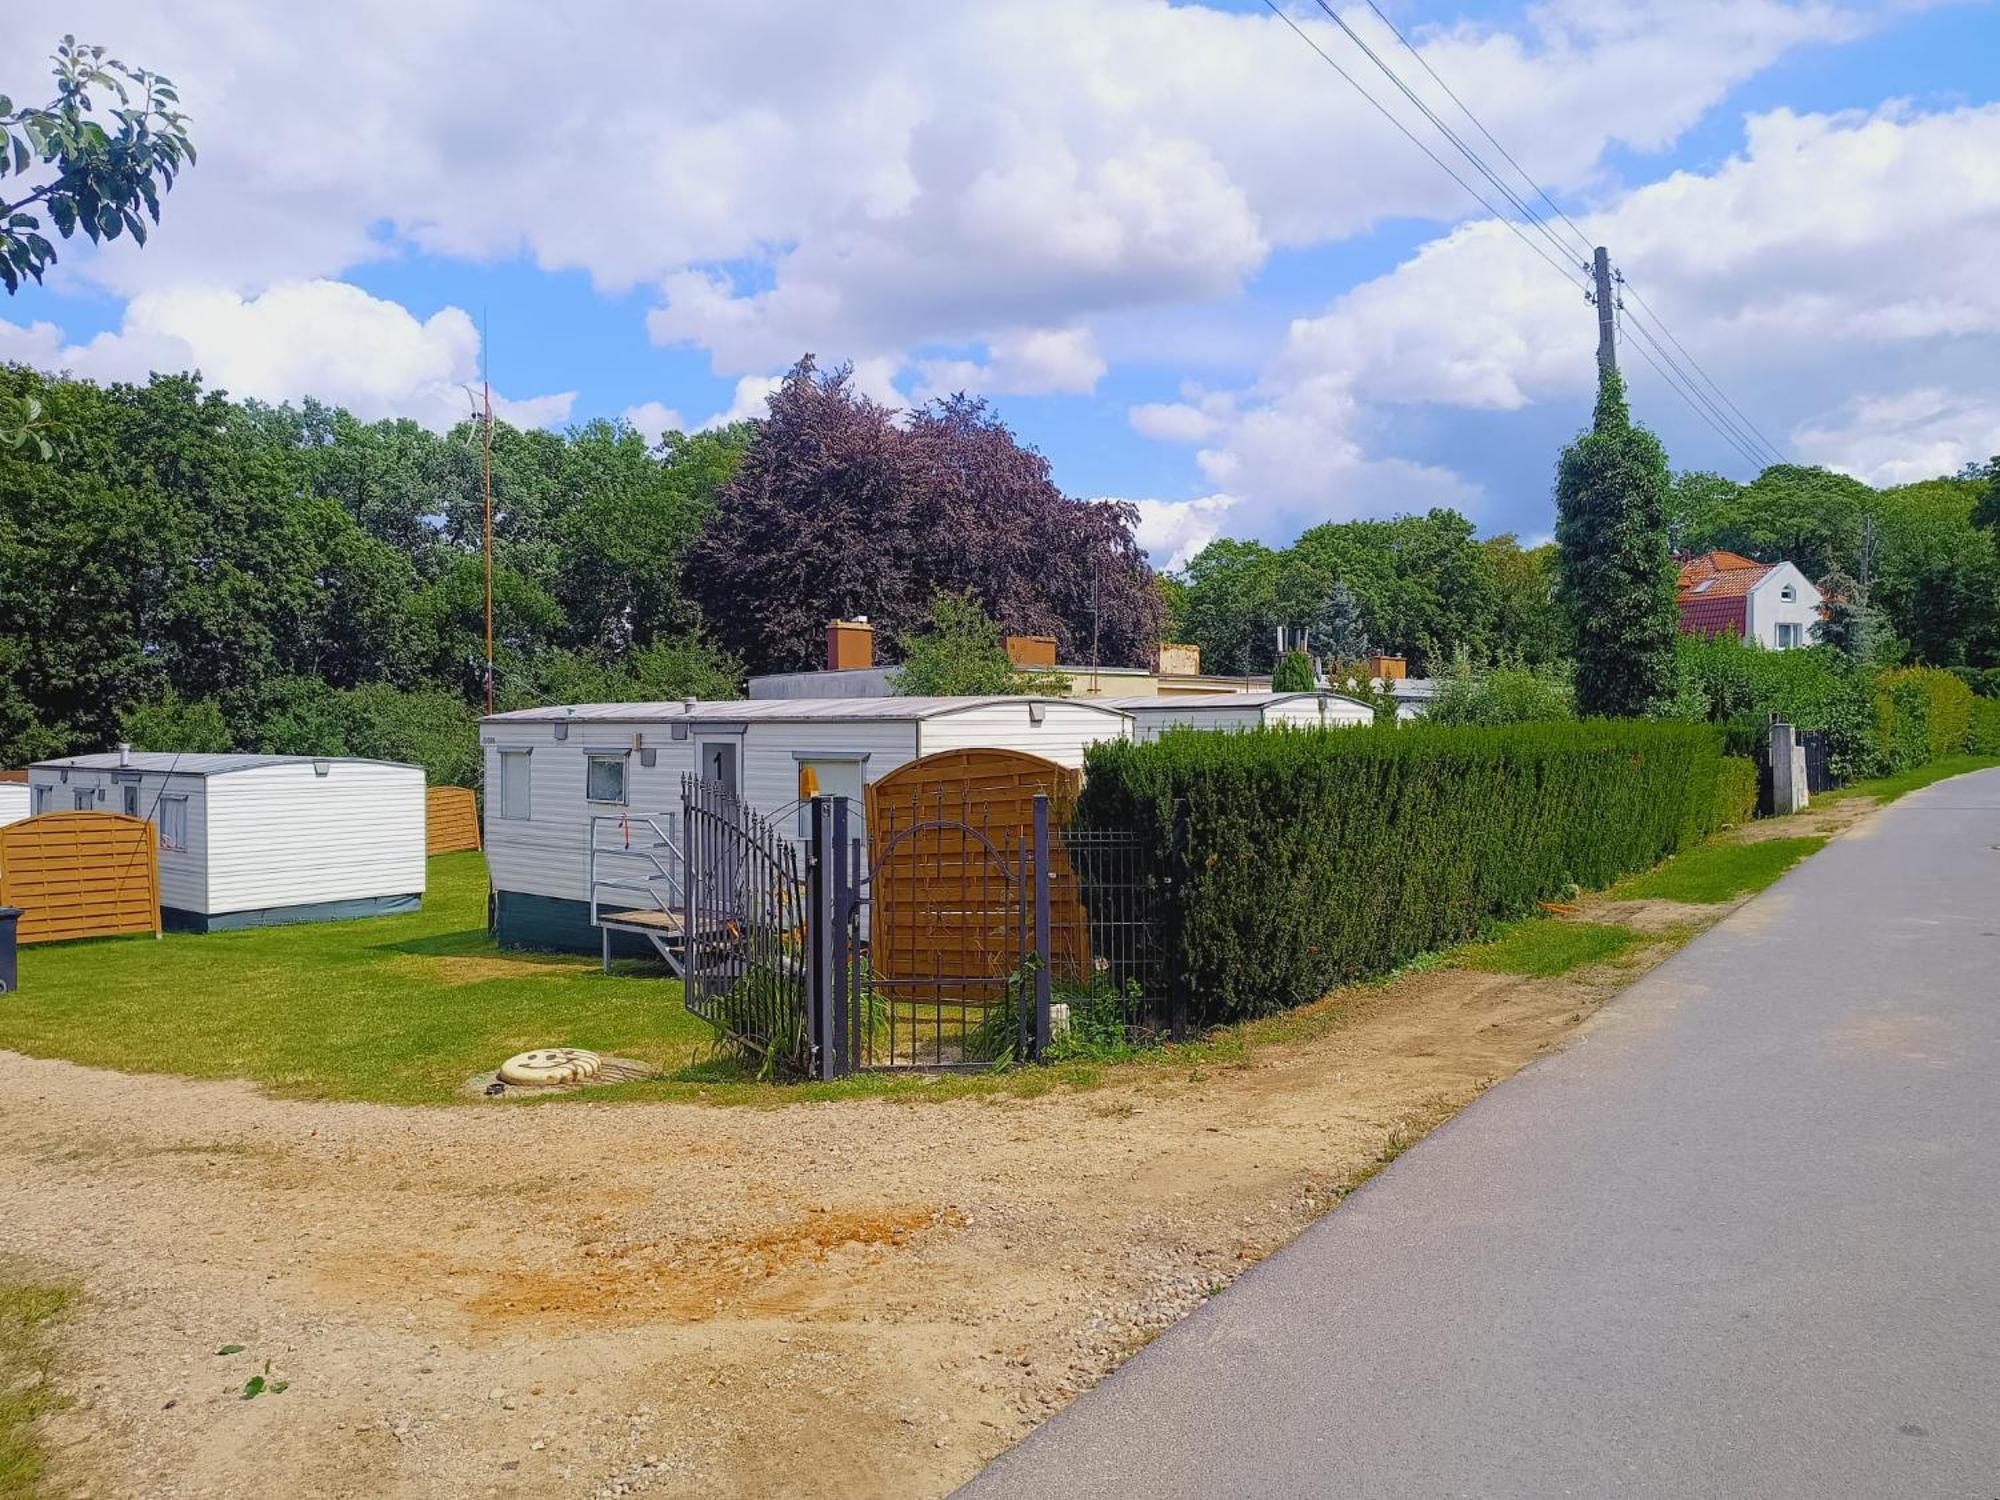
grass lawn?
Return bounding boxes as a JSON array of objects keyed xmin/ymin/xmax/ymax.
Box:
[
  {"xmin": 1458, "ymin": 919, "xmax": 1643, "ymax": 978},
  {"xmin": 1611, "ymin": 836, "xmax": 1828, "ymax": 904},
  {"xmin": 0, "ymin": 1272, "xmax": 71, "ymax": 1500},
  {"xmin": 0, "ymin": 853, "xmax": 719, "ymax": 1104},
  {"xmin": 1818, "ymin": 754, "xmax": 2000, "ymax": 807}
]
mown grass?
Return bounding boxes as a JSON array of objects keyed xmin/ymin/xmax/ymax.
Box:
[
  {"xmin": 1817, "ymin": 754, "xmax": 2000, "ymax": 808},
  {"xmin": 0, "ymin": 1272, "xmax": 72, "ymax": 1500},
  {"xmin": 1458, "ymin": 919, "xmax": 1642, "ymax": 977},
  {"xmin": 1610, "ymin": 836, "xmax": 1828, "ymax": 904},
  {"xmin": 2, "ymin": 853, "xmax": 717, "ymax": 1104}
]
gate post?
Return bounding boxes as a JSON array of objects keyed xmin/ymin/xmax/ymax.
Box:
[
  {"xmin": 806, "ymin": 795, "xmax": 839, "ymax": 1081},
  {"xmin": 829, "ymin": 794, "xmax": 852, "ymax": 1077},
  {"xmin": 1166, "ymin": 800, "xmax": 1191, "ymax": 1042},
  {"xmin": 1032, "ymin": 794, "xmax": 1052, "ymax": 1059},
  {"xmin": 681, "ymin": 792, "xmax": 697, "ymax": 995}
]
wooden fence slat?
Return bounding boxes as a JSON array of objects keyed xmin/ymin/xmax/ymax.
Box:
[
  {"xmin": 425, "ymin": 786, "xmax": 482, "ymax": 856},
  {"xmin": 0, "ymin": 811, "xmax": 160, "ymax": 945}
]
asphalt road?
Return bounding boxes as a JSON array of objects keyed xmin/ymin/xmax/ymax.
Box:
[{"xmin": 958, "ymin": 767, "xmax": 2000, "ymax": 1500}]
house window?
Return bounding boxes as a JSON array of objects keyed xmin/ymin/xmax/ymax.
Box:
[
  {"xmin": 1775, "ymin": 623, "xmax": 1802, "ymax": 649},
  {"xmin": 585, "ymin": 753, "xmax": 628, "ymax": 805},
  {"xmin": 159, "ymin": 795, "xmax": 189, "ymax": 852},
  {"xmin": 498, "ymin": 750, "xmax": 533, "ymax": 821},
  {"xmin": 795, "ymin": 756, "xmax": 866, "ymax": 836},
  {"xmin": 1780, "ymin": 584, "xmax": 1797, "ymax": 602}
]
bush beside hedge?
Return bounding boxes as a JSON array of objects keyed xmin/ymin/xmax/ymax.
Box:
[
  {"xmin": 1874, "ymin": 666, "xmax": 1975, "ymax": 771},
  {"xmin": 1712, "ymin": 755, "xmax": 1760, "ymax": 828},
  {"xmin": 1971, "ymin": 698, "xmax": 2000, "ymax": 755},
  {"xmin": 1076, "ymin": 720, "xmax": 1728, "ymax": 1024}
]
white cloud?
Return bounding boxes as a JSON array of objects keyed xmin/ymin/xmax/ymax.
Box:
[
  {"xmin": 1129, "ymin": 389, "xmax": 1238, "ymax": 444},
  {"xmin": 1125, "ymin": 494, "xmax": 1240, "ymax": 571},
  {"xmin": 1151, "ymin": 97, "xmax": 2000, "ymax": 538},
  {"xmin": 1792, "ymin": 387, "xmax": 2000, "ymax": 486},
  {"xmin": 0, "ymin": 280, "xmax": 572, "ymax": 430},
  {"xmin": 620, "ymin": 400, "xmax": 686, "ymax": 445},
  {"xmin": 914, "ymin": 327, "xmax": 1107, "ymax": 401},
  {"xmin": 0, "ymin": 0, "xmax": 1862, "ymax": 399},
  {"xmin": 699, "ymin": 374, "xmax": 785, "ymax": 431}
]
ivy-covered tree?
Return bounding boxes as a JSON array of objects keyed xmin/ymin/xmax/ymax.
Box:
[
  {"xmin": 892, "ymin": 592, "xmax": 1063, "ymax": 696},
  {"xmin": 1555, "ymin": 369, "xmax": 1679, "ymax": 717}
]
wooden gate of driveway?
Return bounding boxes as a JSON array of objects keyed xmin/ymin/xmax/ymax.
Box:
[
  {"xmin": 0, "ymin": 811, "xmax": 161, "ymax": 945},
  {"xmin": 863, "ymin": 748, "xmax": 1090, "ymax": 999},
  {"xmin": 425, "ymin": 786, "xmax": 482, "ymax": 855}
]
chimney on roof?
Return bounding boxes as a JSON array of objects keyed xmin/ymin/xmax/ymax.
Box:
[
  {"xmin": 827, "ymin": 617, "xmax": 874, "ymax": 671},
  {"xmin": 118, "ymin": 742, "xmax": 131, "ymax": 768},
  {"xmin": 1005, "ymin": 635, "xmax": 1058, "ymax": 669},
  {"xmin": 1364, "ymin": 653, "xmax": 1407, "ymax": 681},
  {"xmin": 1157, "ymin": 642, "xmax": 1201, "ymax": 676}
]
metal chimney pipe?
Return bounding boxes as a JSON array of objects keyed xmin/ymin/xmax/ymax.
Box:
[{"xmin": 118, "ymin": 742, "xmax": 131, "ymax": 768}]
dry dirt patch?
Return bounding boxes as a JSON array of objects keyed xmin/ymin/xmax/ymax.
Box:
[{"xmin": 0, "ymin": 800, "xmax": 1876, "ymax": 1500}]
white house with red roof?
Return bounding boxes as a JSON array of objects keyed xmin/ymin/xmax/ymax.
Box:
[{"xmin": 1675, "ymin": 551, "xmax": 1823, "ymax": 649}]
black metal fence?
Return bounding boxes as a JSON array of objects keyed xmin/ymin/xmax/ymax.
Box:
[{"xmin": 680, "ymin": 774, "xmax": 811, "ymax": 1074}]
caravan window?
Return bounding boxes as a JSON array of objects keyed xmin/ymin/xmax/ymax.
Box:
[
  {"xmin": 498, "ymin": 750, "xmax": 532, "ymax": 820},
  {"xmin": 585, "ymin": 753, "xmax": 628, "ymax": 805},
  {"xmin": 159, "ymin": 795, "xmax": 188, "ymax": 852},
  {"xmin": 72, "ymin": 787, "xmax": 94, "ymax": 810},
  {"xmin": 32, "ymin": 785, "xmax": 49, "ymax": 815},
  {"xmin": 795, "ymin": 757, "xmax": 866, "ymax": 837},
  {"xmin": 122, "ymin": 784, "xmax": 141, "ymax": 817}
]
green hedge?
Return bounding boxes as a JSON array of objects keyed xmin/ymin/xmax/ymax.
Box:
[
  {"xmin": 1971, "ymin": 699, "xmax": 2000, "ymax": 756},
  {"xmin": 1874, "ymin": 666, "xmax": 1975, "ymax": 770},
  {"xmin": 1713, "ymin": 755, "xmax": 1760, "ymax": 828},
  {"xmin": 1077, "ymin": 720, "xmax": 1728, "ymax": 1024}
]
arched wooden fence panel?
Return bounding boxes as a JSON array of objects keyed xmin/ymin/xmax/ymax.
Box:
[
  {"xmin": 0, "ymin": 811, "xmax": 161, "ymax": 945},
  {"xmin": 863, "ymin": 749, "xmax": 1090, "ymax": 995},
  {"xmin": 425, "ymin": 786, "xmax": 482, "ymax": 855}
]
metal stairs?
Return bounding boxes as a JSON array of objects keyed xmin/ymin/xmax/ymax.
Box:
[{"xmin": 588, "ymin": 813, "xmax": 687, "ymax": 977}]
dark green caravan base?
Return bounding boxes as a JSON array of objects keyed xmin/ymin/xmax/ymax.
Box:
[
  {"xmin": 492, "ymin": 888, "xmax": 657, "ymax": 959},
  {"xmin": 163, "ymin": 893, "xmax": 422, "ymax": 933}
]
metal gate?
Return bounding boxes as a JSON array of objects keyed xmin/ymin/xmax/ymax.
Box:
[{"xmin": 679, "ymin": 774, "xmax": 811, "ymax": 1075}]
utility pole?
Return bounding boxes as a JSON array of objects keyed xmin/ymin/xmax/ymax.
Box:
[{"xmin": 1590, "ymin": 246, "xmax": 1618, "ymax": 379}]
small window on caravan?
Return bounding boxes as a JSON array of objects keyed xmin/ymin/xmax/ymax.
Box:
[
  {"xmin": 586, "ymin": 753, "xmax": 628, "ymax": 805},
  {"xmin": 159, "ymin": 794, "xmax": 189, "ymax": 852},
  {"xmin": 72, "ymin": 787, "xmax": 94, "ymax": 811},
  {"xmin": 122, "ymin": 784, "xmax": 140, "ymax": 817},
  {"xmin": 795, "ymin": 756, "xmax": 866, "ymax": 836},
  {"xmin": 32, "ymin": 785, "xmax": 49, "ymax": 815},
  {"xmin": 498, "ymin": 750, "xmax": 533, "ymax": 821}
]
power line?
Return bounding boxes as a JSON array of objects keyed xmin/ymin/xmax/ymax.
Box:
[
  {"xmin": 1257, "ymin": 0, "xmax": 1588, "ymax": 296},
  {"xmin": 1618, "ymin": 276, "xmax": 1787, "ymax": 465},
  {"xmin": 1306, "ymin": 0, "xmax": 1581, "ymax": 275},
  {"xmin": 1360, "ymin": 0, "xmax": 1595, "ymax": 263},
  {"xmin": 1617, "ymin": 306, "xmax": 1772, "ymax": 470}
]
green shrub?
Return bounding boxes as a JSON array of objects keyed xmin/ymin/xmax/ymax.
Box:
[
  {"xmin": 1968, "ymin": 698, "xmax": 2000, "ymax": 755},
  {"xmin": 1076, "ymin": 719, "xmax": 1727, "ymax": 1024},
  {"xmin": 1270, "ymin": 649, "xmax": 1315, "ymax": 693},
  {"xmin": 1712, "ymin": 755, "xmax": 1759, "ymax": 828},
  {"xmin": 1875, "ymin": 666, "xmax": 1975, "ymax": 768},
  {"xmin": 1426, "ymin": 664, "xmax": 1575, "ymax": 726},
  {"xmin": 1674, "ymin": 635, "xmax": 1876, "ymax": 781}
]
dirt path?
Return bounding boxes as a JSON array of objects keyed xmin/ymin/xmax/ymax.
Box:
[{"xmin": 0, "ymin": 802, "xmax": 1869, "ymax": 1500}]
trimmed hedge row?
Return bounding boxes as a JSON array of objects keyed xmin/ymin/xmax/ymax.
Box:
[
  {"xmin": 1077, "ymin": 720, "xmax": 1728, "ymax": 1024},
  {"xmin": 1713, "ymin": 755, "xmax": 1760, "ymax": 828},
  {"xmin": 1972, "ymin": 698, "xmax": 2000, "ymax": 756},
  {"xmin": 1874, "ymin": 666, "xmax": 1977, "ymax": 772}
]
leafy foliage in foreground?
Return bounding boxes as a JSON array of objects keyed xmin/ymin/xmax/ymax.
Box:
[{"xmin": 1077, "ymin": 719, "xmax": 1729, "ymax": 1023}]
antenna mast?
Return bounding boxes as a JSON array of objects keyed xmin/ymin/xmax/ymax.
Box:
[{"xmin": 482, "ymin": 314, "xmax": 495, "ymax": 717}]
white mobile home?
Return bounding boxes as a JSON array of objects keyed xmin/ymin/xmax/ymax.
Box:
[
  {"xmin": 1101, "ymin": 691, "xmax": 1376, "ymax": 741},
  {"xmin": 27, "ymin": 752, "xmax": 426, "ymax": 931},
  {"xmin": 480, "ymin": 696, "xmax": 1133, "ymax": 953},
  {"xmin": 0, "ymin": 776, "xmax": 26, "ymax": 828}
]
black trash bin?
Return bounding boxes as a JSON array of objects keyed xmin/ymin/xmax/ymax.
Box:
[{"xmin": 0, "ymin": 906, "xmax": 20, "ymax": 995}]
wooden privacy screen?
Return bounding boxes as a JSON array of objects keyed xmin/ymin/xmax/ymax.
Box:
[
  {"xmin": 0, "ymin": 811, "xmax": 161, "ymax": 945},
  {"xmin": 864, "ymin": 749, "xmax": 1089, "ymax": 1000},
  {"xmin": 426, "ymin": 786, "xmax": 482, "ymax": 855}
]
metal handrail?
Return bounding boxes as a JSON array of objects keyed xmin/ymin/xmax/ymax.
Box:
[{"xmin": 588, "ymin": 811, "xmax": 684, "ymax": 928}]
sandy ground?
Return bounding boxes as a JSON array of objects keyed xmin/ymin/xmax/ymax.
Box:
[{"xmin": 0, "ymin": 799, "xmax": 1871, "ymax": 1500}]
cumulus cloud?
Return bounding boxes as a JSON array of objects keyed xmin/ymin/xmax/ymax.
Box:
[
  {"xmin": 1126, "ymin": 494, "xmax": 1241, "ymax": 571},
  {"xmin": 1140, "ymin": 98, "xmax": 2000, "ymax": 539},
  {"xmin": 620, "ymin": 400, "xmax": 686, "ymax": 446},
  {"xmin": 913, "ymin": 327, "xmax": 1107, "ymax": 401},
  {"xmin": 0, "ymin": 280, "xmax": 572, "ymax": 430}
]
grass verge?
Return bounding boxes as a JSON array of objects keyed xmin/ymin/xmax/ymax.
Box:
[
  {"xmin": 1817, "ymin": 755, "xmax": 2000, "ymax": 808},
  {"xmin": 1458, "ymin": 919, "xmax": 1642, "ymax": 978},
  {"xmin": 1611, "ymin": 837, "xmax": 1827, "ymax": 904},
  {"xmin": 0, "ymin": 1272, "xmax": 72, "ymax": 1500}
]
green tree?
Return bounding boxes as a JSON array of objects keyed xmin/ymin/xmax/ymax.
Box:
[
  {"xmin": 1482, "ymin": 534, "xmax": 1569, "ymax": 665},
  {"xmin": 1, "ymin": 37, "xmax": 194, "ymax": 293},
  {"xmin": 120, "ymin": 689, "xmax": 232, "ymax": 753},
  {"xmin": 1270, "ymin": 649, "xmax": 1315, "ymax": 692},
  {"xmin": 894, "ymin": 593, "xmax": 1040, "ymax": 696},
  {"xmin": 1555, "ymin": 369, "xmax": 1679, "ymax": 717},
  {"xmin": 1811, "ymin": 567, "xmax": 1883, "ymax": 664}
]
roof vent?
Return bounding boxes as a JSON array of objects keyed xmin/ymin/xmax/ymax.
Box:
[{"xmin": 117, "ymin": 742, "xmax": 131, "ymax": 768}]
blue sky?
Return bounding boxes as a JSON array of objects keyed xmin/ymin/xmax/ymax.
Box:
[{"xmin": 4, "ymin": 0, "xmax": 1998, "ymax": 566}]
